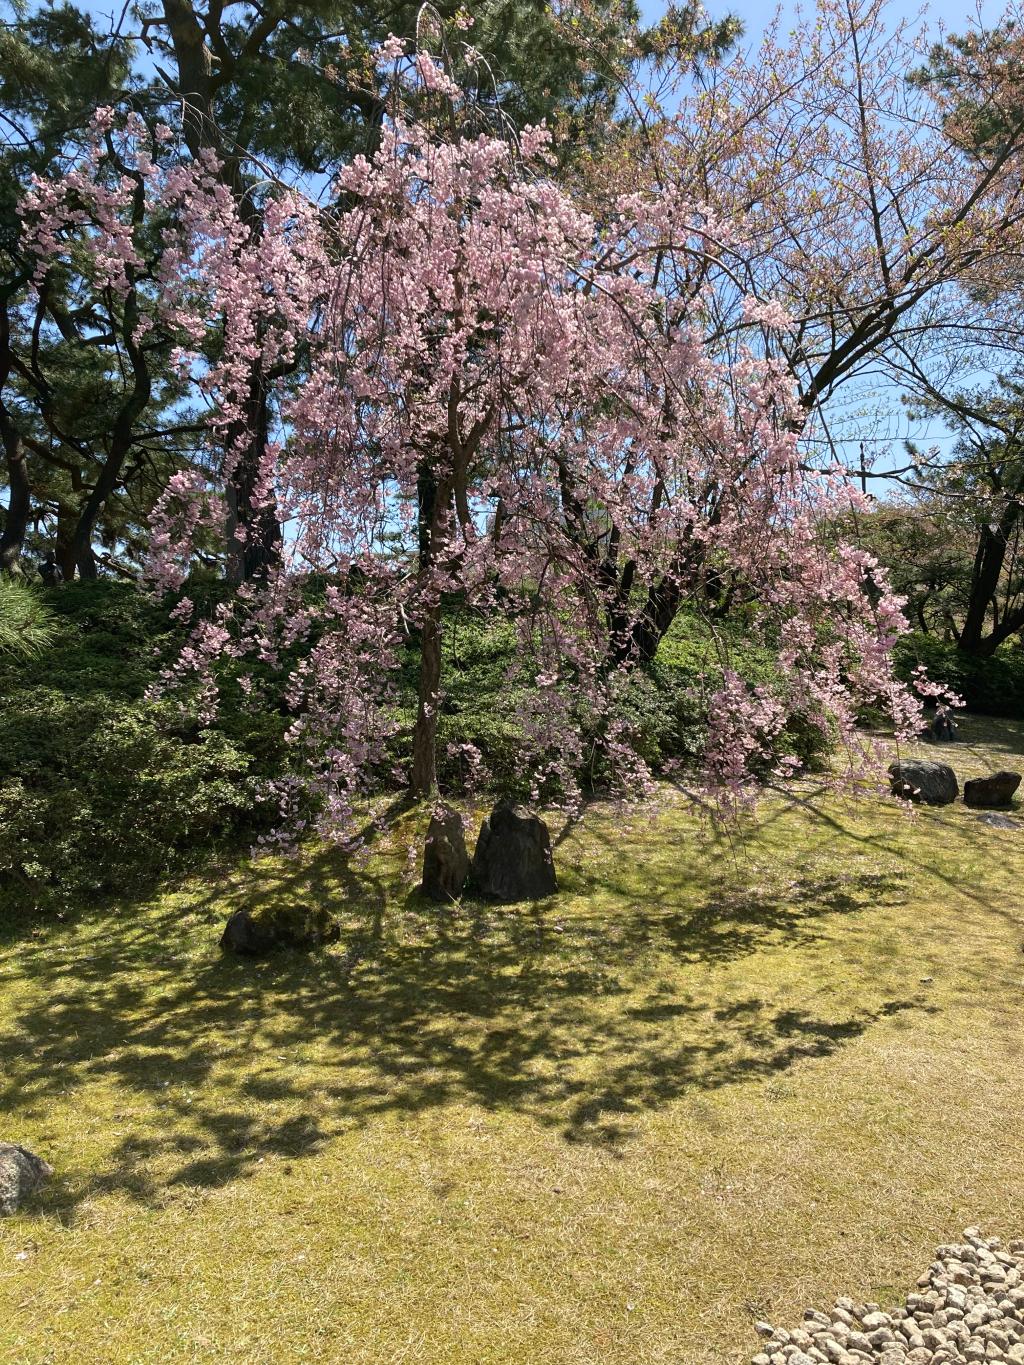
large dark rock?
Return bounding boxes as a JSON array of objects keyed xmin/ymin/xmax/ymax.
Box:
[
  {"xmin": 471, "ymin": 803, "xmax": 557, "ymax": 903},
  {"xmin": 888, "ymin": 760, "xmax": 959, "ymax": 806},
  {"xmin": 963, "ymin": 771, "xmax": 1022, "ymax": 809},
  {"xmin": 220, "ymin": 904, "xmax": 341, "ymax": 955},
  {"xmin": 0, "ymin": 1143, "xmax": 53, "ymax": 1216},
  {"xmin": 422, "ymin": 805, "xmax": 469, "ymax": 902}
]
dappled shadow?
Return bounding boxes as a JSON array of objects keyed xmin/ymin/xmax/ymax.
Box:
[
  {"xmin": 758, "ymin": 779, "xmax": 1024, "ymax": 929},
  {"xmin": 561, "ymin": 999, "xmax": 926, "ymax": 1146},
  {"xmin": 0, "ymin": 814, "xmax": 941, "ymax": 1215}
]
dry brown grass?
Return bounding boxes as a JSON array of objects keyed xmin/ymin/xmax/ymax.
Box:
[{"xmin": 1, "ymin": 716, "xmax": 1022, "ymax": 1364}]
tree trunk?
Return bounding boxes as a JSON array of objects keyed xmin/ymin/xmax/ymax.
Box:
[
  {"xmin": 0, "ymin": 289, "xmax": 30, "ymax": 575},
  {"xmin": 957, "ymin": 502, "xmax": 1020, "ymax": 655},
  {"xmin": 55, "ymin": 501, "xmax": 77, "ymax": 582},
  {"xmin": 0, "ymin": 422, "xmax": 30, "ymax": 575},
  {"xmin": 224, "ymin": 365, "xmax": 281, "ymax": 584},
  {"xmin": 609, "ymin": 566, "xmax": 689, "ymax": 668},
  {"xmin": 636, "ymin": 575, "xmax": 685, "ymax": 663},
  {"xmin": 71, "ymin": 429, "xmax": 147, "ymax": 579},
  {"xmin": 410, "ymin": 598, "xmax": 442, "ymax": 797},
  {"xmin": 409, "ymin": 462, "xmax": 450, "ymax": 798},
  {"xmin": 70, "ymin": 225, "xmax": 153, "ymax": 580},
  {"xmin": 604, "ymin": 514, "xmax": 708, "ymax": 671},
  {"xmin": 73, "ymin": 522, "xmax": 99, "ymax": 579}
]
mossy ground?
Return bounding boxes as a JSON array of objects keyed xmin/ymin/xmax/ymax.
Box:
[{"xmin": 1, "ymin": 717, "xmax": 1022, "ymax": 1364}]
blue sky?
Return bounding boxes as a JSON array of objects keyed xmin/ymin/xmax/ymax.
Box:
[{"xmin": 644, "ymin": 0, "xmax": 998, "ymax": 42}]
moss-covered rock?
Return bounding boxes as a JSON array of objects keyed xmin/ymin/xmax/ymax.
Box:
[{"xmin": 220, "ymin": 903, "xmax": 341, "ymax": 954}]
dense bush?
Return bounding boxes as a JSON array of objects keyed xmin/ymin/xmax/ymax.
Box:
[
  {"xmin": 649, "ymin": 613, "xmax": 834, "ymax": 775},
  {"xmin": 0, "ymin": 579, "xmax": 58, "ymax": 659},
  {"xmin": 0, "ymin": 582, "xmax": 284, "ymax": 917},
  {"xmin": 894, "ymin": 632, "xmax": 1024, "ymax": 717}
]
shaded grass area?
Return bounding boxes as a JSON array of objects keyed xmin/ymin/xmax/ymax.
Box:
[{"xmin": 1, "ymin": 717, "xmax": 1023, "ymax": 1363}]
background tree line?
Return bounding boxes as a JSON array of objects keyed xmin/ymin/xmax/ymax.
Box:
[{"xmin": 4, "ymin": 0, "xmax": 1024, "ymax": 660}]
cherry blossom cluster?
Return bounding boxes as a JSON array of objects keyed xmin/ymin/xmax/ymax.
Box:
[{"xmin": 20, "ymin": 79, "xmax": 933, "ymax": 839}]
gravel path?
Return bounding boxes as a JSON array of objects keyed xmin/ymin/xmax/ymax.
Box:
[{"xmin": 750, "ymin": 1230, "xmax": 1024, "ymax": 1364}]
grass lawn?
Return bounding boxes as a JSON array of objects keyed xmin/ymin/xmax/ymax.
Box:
[{"xmin": 1, "ymin": 717, "xmax": 1023, "ymax": 1364}]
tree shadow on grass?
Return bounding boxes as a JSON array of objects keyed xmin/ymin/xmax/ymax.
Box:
[
  {"xmin": 0, "ymin": 827, "xmax": 938, "ymax": 1214},
  {"xmin": 561, "ymin": 999, "xmax": 924, "ymax": 1147},
  {"xmin": 759, "ymin": 779, "xmax": 1024, "ymax": 929}
]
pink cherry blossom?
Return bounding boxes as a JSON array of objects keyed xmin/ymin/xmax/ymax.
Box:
[{"xmin": 20, "ymin": 85, "xmax": 932, "ymax": 843}]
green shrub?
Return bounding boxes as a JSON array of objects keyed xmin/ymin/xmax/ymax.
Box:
[
  {"xmin": 652, "ymin": 614, "xmax": 833, "ymax": 774},
  {"xmin": 1, "ymin": 584, "xmax": 844, "ymax": 920},
  {"xmin": 0, "ymin": 582, "xmax": 282, "ymax": 917},
  {"xmin": 417, "ymin": 608, "xmax": 832, "ymax": 796},
  {"xmin": 894, "ymin": 633, "xmax": 1024, "ymax": 717}
]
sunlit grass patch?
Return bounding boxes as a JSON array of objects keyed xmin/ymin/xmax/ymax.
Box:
[{"xmin": 1, "ymin": 715, "xmax": 1022, "ymax": 1363}]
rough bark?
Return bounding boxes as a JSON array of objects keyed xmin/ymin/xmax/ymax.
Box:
[
  {"xmin": 957, "ymin": 497, "xmax": 1024, "ymax": 656},
  {"xmin": 410, "ymin": 599, "xmax": 443, "ymax": 797},
  {"xmin": 224, "ymin": 369, "xmax": 281, "ymax": 583},
  {"xmin": 71, "ymin": 276, "xmax": 152, "ymax": 578},
  {"xmin": 409, "ymin": 462, "xmax": 450, "ymax": 798},
  {"xmin": 55, "ymin": 501, "xmax": 77, "ymax": 582},
  {"xmin": 0, "ymin": 298, "xmax": 30, "ymax": 575},
  {"xmin": 0, "ymin": 422, "xmax": 30, "ymax": 575}
]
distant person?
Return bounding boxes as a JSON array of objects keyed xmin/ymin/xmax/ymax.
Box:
[{"xmin": 38, "ymin": 552, "xmax": 64, "ymax": 588}]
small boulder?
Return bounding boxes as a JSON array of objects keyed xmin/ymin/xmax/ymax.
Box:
[
  {"xmin": 471, "ymin": 802, "xmax": 557, "ymax": 903},
  {"xmin": 888, "ymin": 760, "xmax": 958, "ymax": 806},
  {"xmin": 421, "ymin": 805, "xmax": 469, "ymax": 902},
  {"xmin": 963, "ymin": 771, "xmax": 1021, "ymax": 808},
  {"xmin": 974, "ymin": 812, "xmax": 1019, "ymax": 830},
  {"xmin": 923, "ymin": 708, "xmax": 958, "ymax": 743},
  {"xmin": 0, "ymin": 1143, "xmax": 53, "ymax": 1216},
  {"xmin": 220, "ymin": 903, "xmax": 340, "ymax": 955}
]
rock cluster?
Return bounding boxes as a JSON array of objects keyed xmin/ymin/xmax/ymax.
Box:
[
  {"xmin": 421, "ymin": 805, "xmax": 470, "ymax": 902},
  {"xmin": 963, "ymin": 773, "xmax": 1022, "ymax": 809},
  {"xmin": 888, "ymin": 760, "xmax": 960, "ymax": 806},
  {"xmin": 470, "ymin": 802, "xmax": 557, "ymax": 902},
  {"xmin": 750, "ymin": 1229, "xmax": 1024, "ymax": 1365},
  {"xmin": 419, "ymin": 801, "xmax": 558, "ymax": 904},
  {"xmin": 889, "ymin": 760, "xmax": 1022, "ymax": 813}
]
